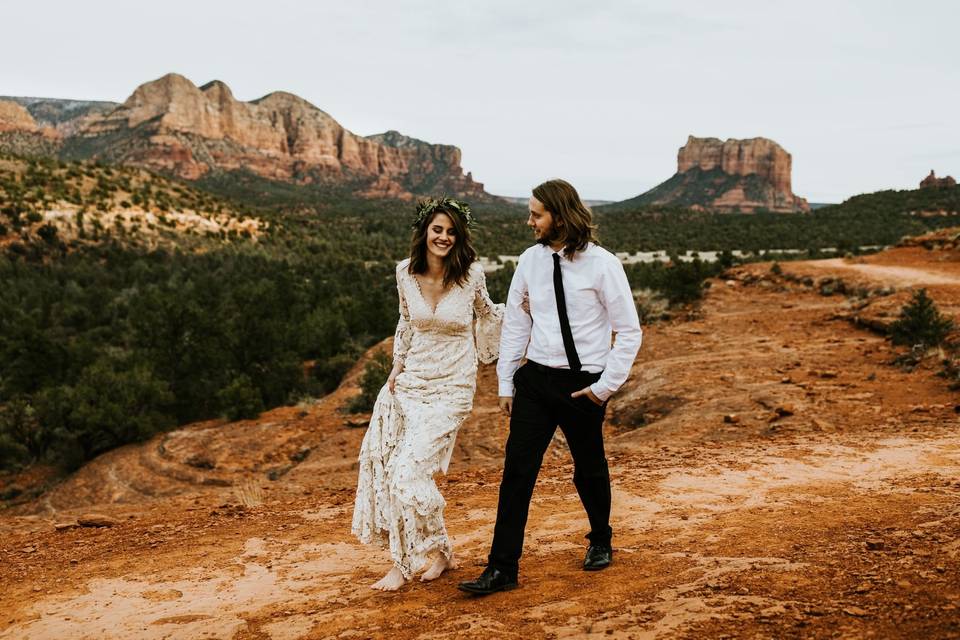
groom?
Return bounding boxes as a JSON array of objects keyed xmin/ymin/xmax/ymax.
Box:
[{"xmin": 459, "ymin": 179, "xmax": 643, "ymax": 595}]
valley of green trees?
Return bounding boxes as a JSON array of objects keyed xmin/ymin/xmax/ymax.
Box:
[{"xmin": 2, "ymin": 153, "xmax": 960, "ymax": 478}]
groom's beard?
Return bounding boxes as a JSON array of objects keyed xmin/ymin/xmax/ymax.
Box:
[{"xmin": 535, "ymin": 228, "xmax": 561, "ymax": 246}]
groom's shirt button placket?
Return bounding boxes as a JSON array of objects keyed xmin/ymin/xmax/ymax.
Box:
[{"xmin": 497, "ymin": 243, "xmax": 643, "ymax": 402}]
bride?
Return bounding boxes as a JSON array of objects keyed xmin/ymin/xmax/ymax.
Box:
[{"xmin": 352, "ymin": 197, "xmax": 504, "ymax": 591}]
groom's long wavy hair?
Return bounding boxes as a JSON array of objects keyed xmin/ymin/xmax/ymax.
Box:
[
  {"xmin": 533, "ymin": 179, "xmax": 598, "ymax": 258},
  {"xmin": 408, "ymin": 203, "xmax": 477, "ymax": 288}
]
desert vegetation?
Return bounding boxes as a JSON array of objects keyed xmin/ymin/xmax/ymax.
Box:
[{"xmin": 3, "ymin": 152, "xmax": 960, "ymax": 473}]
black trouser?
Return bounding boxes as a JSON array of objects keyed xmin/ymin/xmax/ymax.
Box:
[{"xmin": 487, "ymin": 361, "xmax": 612, "ymax": 576}]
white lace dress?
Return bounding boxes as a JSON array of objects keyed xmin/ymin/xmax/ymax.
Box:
[{"xmin": 352, "ymin": 259, "xmax": 504, "ymax": 578}]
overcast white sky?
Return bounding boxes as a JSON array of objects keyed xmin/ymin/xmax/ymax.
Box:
[{"xmin": 3, "ymin": 1, "xmax": 958, "ymax": 202}]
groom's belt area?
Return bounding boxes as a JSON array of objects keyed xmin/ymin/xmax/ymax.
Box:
[{"xmin": 525, "ymin": 360, "xmax": 602, "ymax": 378}]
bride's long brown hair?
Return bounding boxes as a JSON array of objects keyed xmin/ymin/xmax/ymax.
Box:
[{"xmin": 408, "ymin": 202, "xmax": 477, "ymax": 288}]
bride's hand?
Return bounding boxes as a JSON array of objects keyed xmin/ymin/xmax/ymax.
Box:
[
  {"xmin": 520, "ymin": 293, "xmax": 530, "ymax": 315},
  {"xmin": 387, "ymin": 366, "xmax": 401, "ymax": 393}
]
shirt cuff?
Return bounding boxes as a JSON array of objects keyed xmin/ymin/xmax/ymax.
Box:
[
  {"xmin": 590, "ymin": 382, "xmax": 613, "ymax": 402},
  {"xmin": 498, "ymin": 381, "xmax": 515, "ymax": 397}
]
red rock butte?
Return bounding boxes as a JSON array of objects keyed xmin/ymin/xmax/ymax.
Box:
[
  {"xmin": 678, "ymin": 136, "xmax": 809, "ymax": 212},
  {"xmin": 611, "ymin": 135, "xmax": 809, "ymax": 213},
  {"xmin": 919, "ymin": 170, "xmax": 957, "ymax": 189},
  {"xmin": 0, "ymin": 74, "xmax": 488, "ymax": 201}
]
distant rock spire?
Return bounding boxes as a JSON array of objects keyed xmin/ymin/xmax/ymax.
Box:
[{"xmin": 920, "ymin": 170, "xmax": 956, "ymax": 189}]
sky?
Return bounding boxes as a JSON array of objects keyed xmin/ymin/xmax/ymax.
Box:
[{"xmin": 2, "ymin": 1, "xmax": 958, "ymax": 202}]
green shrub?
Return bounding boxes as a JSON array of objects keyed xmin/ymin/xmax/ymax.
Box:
[
  {"xmin": 30, "ymin": 358, "xmax": 175, "ymax": 470},
  {"xmin": 889, "ymin": 289, "xmax": 954, "ymax": 350},
  {"xmin": 217, "ymin": 374, "xmax": 264, "ymax": 421},
  {"xmin": 0, "ymin": 398, "xmax": 39, "ymax": 470},
  {"xmin": 633, "ymin": 288, "xmax": 670, "ymax": 322},
  {"xmin": 0, "ymin": 434, "xmax": 29, "ymax": 472},
  {"xmin": 1, "ymin": 398, "xmax": 43, "ymax": 455},
  {"xmin": 347, "ymin": 350, "xmax": 392, "ymax": 413},
  {"xmin": 312, "ymin": 353, "xmax": 359, "ymax": 395},
  {"xmin": 36, "ymin": 223, "xmax": 58, "ymax": 244}
]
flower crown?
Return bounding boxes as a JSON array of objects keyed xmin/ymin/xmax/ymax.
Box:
[{"xmin": 411, "ymin": 196, "xmax": 476, "ymax": 230}]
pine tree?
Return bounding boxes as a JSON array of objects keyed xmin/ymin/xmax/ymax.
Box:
[{"xmin": 889, "ymin": 289, "xmax": 954, "ymax": 349}]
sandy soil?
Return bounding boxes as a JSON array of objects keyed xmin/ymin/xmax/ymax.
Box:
[{"xmin": 2, "ymin": 245, "xmax": 959, "ymax": 639}]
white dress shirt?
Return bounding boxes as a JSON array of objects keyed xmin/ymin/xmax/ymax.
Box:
[{"xmin": 497, "ymin": 243, "xmax": 643, "ymax": 402}]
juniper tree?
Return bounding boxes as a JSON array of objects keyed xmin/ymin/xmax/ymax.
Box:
[{"xmin": 889, "ymin": 288, "xmax": 954, "ymax": 350}]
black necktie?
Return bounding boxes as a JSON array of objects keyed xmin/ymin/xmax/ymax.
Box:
[{"xmin": 552, "ymin": 253, "xmax": 582, "ymax": 371}]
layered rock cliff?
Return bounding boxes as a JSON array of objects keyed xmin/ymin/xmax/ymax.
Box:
[
  {"xmin": 0, "ymin": 99, "xmax": 61, "ymax": 157},
  {"xmin": 0, "ymin": 74, "xmax": 488, "ymax": 200},
  {"xmin": 608, "ymin": 135, "xmax": 809, "ymax": 213},
  {"xmin": 0, "ymin": 101, "xmax": 39, "ymax": 132},
  {"xmin": 0, "ymin": 96, "xmax": 118, "ymax": 136}
]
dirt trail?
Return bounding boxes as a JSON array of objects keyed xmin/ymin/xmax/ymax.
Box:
[
  {"xmin": 800, "ymin": 257, "xmax": 960, "ymax": 287},
  {"xmin": 2, "ymin": 248, "xmax": 960, "ymax": 639}
]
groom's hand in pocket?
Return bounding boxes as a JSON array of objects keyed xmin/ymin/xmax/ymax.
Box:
[
  {"xmin": 499, "ymin": 396, "xmax": 513, "ymax": 416},
  {"xmin": 571, "ymin": 386, "xmax": 604, "ymax": 407}
]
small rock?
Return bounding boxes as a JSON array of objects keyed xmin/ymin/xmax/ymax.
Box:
[
  {"xmin": 812, "ymin": 418, "xmax": 835, "ymax": 432},
  {"xmin": 344, "ymin": 417, "xmax": 369, "ymax": 428},
  {"xmin": 54, "ymin": 521, "xmax": 80, "ymax": 532},
  {"xmin": 77, "ymin": 514, "xmax": 119, "ymax": 528},
  {"xmin": 775, "ymin": 404, "xmax": 796, "ymax": 417},
  {"xmin": 843, "ymin": 606, "xmax": 869, "ymax": 617},
  {"xmin": 723, "ymin": 414, "xmax": 741, "ymax": 424},
  {"xmin": 855, "ymin": 582, "xmax": 872, "ymax": 593},
  {"xmin": 759, "ymin": 604, "xmax": 787, "ymax": 618},
  {"xmin": 865, "ymin": 539, "xmax": 885, "ymax": 551}
]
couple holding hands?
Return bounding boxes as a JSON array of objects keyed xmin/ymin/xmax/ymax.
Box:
[{"xmin": 352, "ymin": 179, "xmax": 643, "ymax": 594}]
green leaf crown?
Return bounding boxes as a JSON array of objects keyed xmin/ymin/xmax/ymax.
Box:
[{"xmin": 411, "ymin": 196, "xmax": 475, "ymax": 230}]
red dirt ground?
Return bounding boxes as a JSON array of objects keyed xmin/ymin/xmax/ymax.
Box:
[{"xmin": 2, "ymin": 243, "xmax": 959, "ymax": 639}]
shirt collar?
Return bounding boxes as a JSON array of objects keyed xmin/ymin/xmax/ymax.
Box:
[{"xmin": 540, "ymin": 242, "xmax": 594, "ymax": 260}]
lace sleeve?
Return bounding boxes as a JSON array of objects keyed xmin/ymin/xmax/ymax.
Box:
[
  {"xmin": 473, "ymin": 266, "xmax": 505, "ymax": 364},
  {"xmin": 393, "ymin": 268, "xmax": 414, "ymax": 368}
]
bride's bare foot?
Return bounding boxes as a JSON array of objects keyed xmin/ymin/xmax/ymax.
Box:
[
  {"xmin": 371, "ymin": 566, "xmax": 407, "ymax": 591},
  {"xmin": 420, "ymin": 553, "xmax": 458, "ymax": 582}
]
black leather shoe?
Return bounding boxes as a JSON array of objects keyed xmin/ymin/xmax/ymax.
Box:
[
  {"xmin": 457, "ymin": 567, "xmax": 518, "ymax": 595},
  {"xmin": 583, "ymin": 544, "xmax": 613, "ymax": 571}
]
